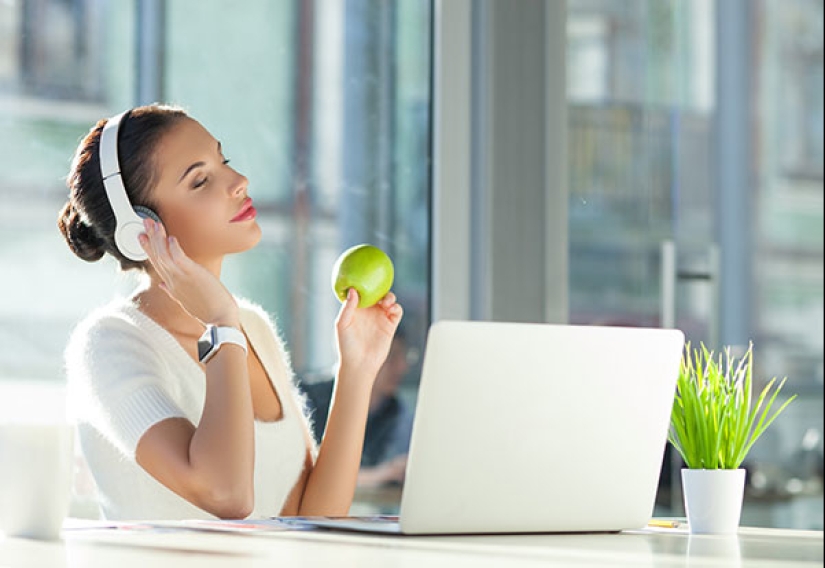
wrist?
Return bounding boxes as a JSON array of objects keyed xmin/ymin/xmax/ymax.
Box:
[
  {"xmin": 335, "ymin": 364, "xmax": 377, "ymax": 394},
  {"xmin": 208, "ymin": 311, "xmax": 241, "ymax": 329},
  {"xmin": 199, "ymin": 325, "xmax": 247, "ymax": 364}
]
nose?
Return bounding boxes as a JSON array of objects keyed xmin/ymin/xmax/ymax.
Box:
[{"xmin": 229, "ymin": 169, "xmax": 248, "ymax": 197}]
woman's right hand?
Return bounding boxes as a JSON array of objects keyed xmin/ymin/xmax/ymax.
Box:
[
  {"xmin": 139, "ymin": 218, "xmax": 240, "ymax": 327},
  {"xmin": 334, "ymin": 288, "xmax": 403, "ymax": 382}
]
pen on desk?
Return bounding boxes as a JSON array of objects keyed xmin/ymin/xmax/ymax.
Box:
[{"xmin": 647, "ymin": 519, "xmax": 681, "ymax": 528}]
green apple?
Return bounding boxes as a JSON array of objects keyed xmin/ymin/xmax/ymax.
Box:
[{"xmin": 331, "ymin": 244, "xmax": 395, "ymax": 308}]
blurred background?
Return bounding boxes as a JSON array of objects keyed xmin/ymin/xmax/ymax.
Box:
[{"xmin": 0, "ymin": 0, "xmax": 821, "ymax": 529}]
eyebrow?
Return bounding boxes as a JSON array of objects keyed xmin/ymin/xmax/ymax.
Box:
[{"xmin": 177, "ymin": 141, "xmax": 223, "ymax": 184}]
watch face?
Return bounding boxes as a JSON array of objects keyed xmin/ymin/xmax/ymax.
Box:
[
  {"xmin": 197, "ymin": 338, "xmax": 211, "ymax": 361},
  {"xmin": 197, "ymin": 326, "xmax": 216, "ymax": 362}
]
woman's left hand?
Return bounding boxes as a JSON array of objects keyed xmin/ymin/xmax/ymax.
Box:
[{"xmin": 334, "ymin": 289, "xmax": 403, "ymax": 384}]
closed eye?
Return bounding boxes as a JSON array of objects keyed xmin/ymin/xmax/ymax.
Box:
[{"xmin": 183, "ymin": 142, "xmax": 228, "ymax": 188}]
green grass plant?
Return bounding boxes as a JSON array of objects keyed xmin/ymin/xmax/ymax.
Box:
[{"xmin": 668, "ymin": 343, "xmax": 796, "ymax": 470}]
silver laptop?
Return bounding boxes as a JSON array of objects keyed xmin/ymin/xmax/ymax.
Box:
[{"xmin": 288, "ymin": 320, "xmax": 684, "ymax": 535}]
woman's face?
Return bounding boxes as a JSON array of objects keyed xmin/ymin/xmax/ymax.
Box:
[{"xmin": 148, "ymin": 117, "xmax": 261, "ymax": 265}]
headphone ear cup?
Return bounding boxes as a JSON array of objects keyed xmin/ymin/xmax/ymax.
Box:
[{"xmin": 134, "ymin": 205, "xmax": 162, "ymax": 225}]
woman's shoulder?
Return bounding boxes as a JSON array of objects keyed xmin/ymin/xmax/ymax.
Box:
[
  {"xmin": 64, "ymin": 298, "xmax": 168, "ymax": 394},
  {"xmin": 235, "ymin": 297, "xmax": 294, "ymax": 368},
  {"xmin": 70, "ymin": 297, "xmax": 140, "ymax": 336},
  {"xmin": 66, "ymin": 297, "xmax": 161, "ymax": 356},
  {"xmin": 236, "ymin": 297, "xmax": 284, "ymax": 337}
]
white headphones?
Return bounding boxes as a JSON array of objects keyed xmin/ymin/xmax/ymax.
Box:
[{"xmin": 99, "ymin": 110, "xmax": 162, "ymax": 261}]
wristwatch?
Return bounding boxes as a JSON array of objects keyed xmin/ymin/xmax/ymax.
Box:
[{"xmin": 197, "ymin": 325, "xmax": 248, "ymax": 364}]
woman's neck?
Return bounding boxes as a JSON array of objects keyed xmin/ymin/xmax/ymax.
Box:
[{"xmin": 132, "ymin": 285, "xmax": 203, "ymax": 338}]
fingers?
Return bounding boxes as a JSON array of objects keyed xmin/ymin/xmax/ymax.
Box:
[
  {"xmin": 387, "ymin": 302, "xmax": 404, "ymax": 325},
  {"xmin": 167, "ymin": 235, "xmax": 189, "ymax": 265},
  {"xmin": 377, "ymin": 292, "xmax": 403, "ymax": 325},
  {"xmin": 378, "ymin": 292, "xmax": 397, "ymax": 308},
  {"xmin": 336, "ymin": 288, "xmax": 360, "ymax": 328},
  {"xmin": 140, "ymin": 218, "xmax": 193, "ymax": 277},
  {"xmin": 140, "ymin": 218, "xmax": 166, "ymax": 263}
]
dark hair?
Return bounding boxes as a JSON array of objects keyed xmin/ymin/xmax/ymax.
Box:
[{"xmin": 57, "ymin": 104, "xmax": 189, "ymax": 270}]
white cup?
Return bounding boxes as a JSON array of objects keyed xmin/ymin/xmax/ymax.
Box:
[{"xmin": 0, "ymin": 421, "xmax": 74, "ymax": 540}]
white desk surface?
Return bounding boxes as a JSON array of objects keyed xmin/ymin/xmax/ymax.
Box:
[{"xmin": 1, "ymin": 520, "xmax": 822, "ymax": 568}]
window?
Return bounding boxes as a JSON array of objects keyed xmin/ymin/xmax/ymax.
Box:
[
  {"xmin": 2, "ymin": 0, "xmax": 104, "ymax": 100},
  {"xmin": 158, "ymin": 0, "xmax": 431, "ymax": 381},
  {"xmin": 567, "ymin": 0, "xmax": 823, "ymax": 529}
]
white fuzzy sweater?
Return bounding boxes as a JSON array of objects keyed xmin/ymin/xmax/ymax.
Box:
[{"xmin": 65, "ymin": 297, "xmax": 316, "ymax": 521}]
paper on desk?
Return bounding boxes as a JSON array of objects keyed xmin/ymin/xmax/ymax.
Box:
[
  {"xmin": 63, "ymin": 517, "xmax": 309, "ymax": 534},
  {"xmin": 175, "ymin": 518, "xmax": 312, "ymax": 533}
]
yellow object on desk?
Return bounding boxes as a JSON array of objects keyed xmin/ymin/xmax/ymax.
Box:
[{"xmin": 648, "ymin": 519, "xmax": 682, "ymax": 528}]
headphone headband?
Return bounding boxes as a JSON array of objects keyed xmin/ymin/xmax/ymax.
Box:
[{"xmin": 99, "ymin": 110, "xmax": 150, "ymax": 262}]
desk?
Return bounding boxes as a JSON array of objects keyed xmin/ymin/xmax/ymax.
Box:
[{"xmin": 1, "ymin": 521, "xmax": 822, "ymax": 567}]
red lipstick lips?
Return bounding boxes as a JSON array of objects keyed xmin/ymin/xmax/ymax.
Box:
[{"xmin": 231, "ymin": 198, "xmax": 257, "ymax": 222}]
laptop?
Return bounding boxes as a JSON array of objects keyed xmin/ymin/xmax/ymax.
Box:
[{"xmin": 288, "ymin": 320, "xmax": 684, "ymax": 535}]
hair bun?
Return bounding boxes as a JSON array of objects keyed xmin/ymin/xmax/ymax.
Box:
[{"xmin": 57, "ymin": 201, "xmax": 106, "ymax": 262}]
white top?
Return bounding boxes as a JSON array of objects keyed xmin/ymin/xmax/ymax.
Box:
[{"xmin": 65, "ymin": 297, "xmax": 317, "ymax": 521}]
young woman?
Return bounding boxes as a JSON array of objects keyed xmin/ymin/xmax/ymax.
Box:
[{"xmin": 58, "ymin": 104, "xmax": 403, "ymax": 520}]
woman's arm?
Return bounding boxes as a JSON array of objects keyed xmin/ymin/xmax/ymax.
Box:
[
  {"xmin": 134, "ymin": 219, "xmax": 256, "ymax": 518},
  {"xmin": 294, "ymin": 289, "xmax": 403, "ymax": 516},
  {"xmin": 135, "ymin": 342, "xmax": 255, "ymax": 519},
  {"xmin": 295, "ymin": 366, "xmax": 374, "ymax": 515}
]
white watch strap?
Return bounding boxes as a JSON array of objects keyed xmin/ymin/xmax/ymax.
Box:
[
  {"xmin": 213, "ymin": 326, "xmax": 247, "ymax": 354},
  {"xmin": 200, "ymin": 325, "xmax": 247, "ymax": 364}
]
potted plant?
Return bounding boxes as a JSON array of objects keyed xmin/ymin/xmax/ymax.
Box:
[{"xmin": 668, "ymin": 342, "xmax": 796, "ymax": 534}]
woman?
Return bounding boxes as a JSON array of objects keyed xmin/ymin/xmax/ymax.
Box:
[{"xmin": 58, "ymin": 104, "xmax": 402, "ymax": 520}]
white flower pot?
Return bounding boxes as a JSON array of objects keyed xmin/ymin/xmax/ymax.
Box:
[{"xmin": 681, "ymin": 468, "xmax": 746, "ymax": 534}]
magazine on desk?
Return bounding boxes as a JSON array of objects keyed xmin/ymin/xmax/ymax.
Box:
[{"xmin": 63, "ymin": 517, "xmax": 309, "ymax": 534}]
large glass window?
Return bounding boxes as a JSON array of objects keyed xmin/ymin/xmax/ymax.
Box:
[
  {"xmin": 749, "ymin": 0, "xmax": 823, "ymax": 529},
  {"xmin": 567, "ymin": 0, "xmax": 822, "ymax": 529},
  {"xmin": 0, "ymin": 0, "xmax": 431, "ymax": 514}
]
